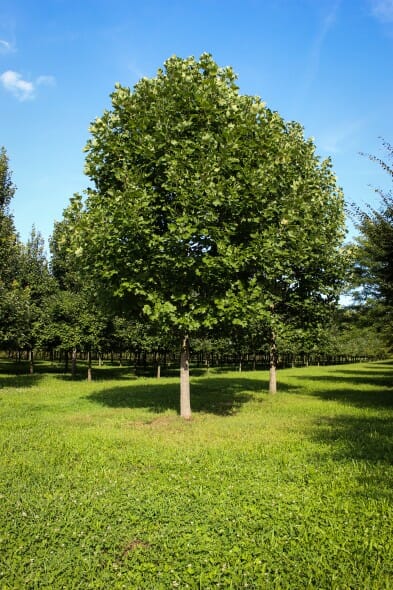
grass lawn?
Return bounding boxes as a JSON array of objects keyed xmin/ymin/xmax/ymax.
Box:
[{"xmin": 0, "ymin": 360, "xmax": 392, "ymax": 589}]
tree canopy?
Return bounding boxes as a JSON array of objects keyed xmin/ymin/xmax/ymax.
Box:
[
  {"xmin": 0, "ymin": 147, "xmax": 27, "ymax": 350},
  {"xmin": 355, "ymin": 141, "xmax": 393, "ymax": 304},
  {"xmin": 353, "ymin": 140, "xmax": 393, "ymax": 350}
]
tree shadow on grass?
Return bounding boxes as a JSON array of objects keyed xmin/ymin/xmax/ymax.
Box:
[
  {"xmin": 54, "ymin": 366, "xmax": 139, "ymax": 382},
  {"xmin": 303, "ymin": 362, "xmax": 393, "ymax": 498},
  {"xmin": 312, "ymin": 413, "xmax": 393, "ymax": 463},
  {"xmin": 0, "ymin": 373, "xmax": 44, "ymax": 389},
  {"xmin": 85, "ymin": 375, "xmax": 297, "ymax": 416},
  {"xmin": 292, "ymin": 362, "xmax": 393, "ymax": 410},
  {"xmin": 309, "ymin": 413, "xmax": 393, "ymax": 502}
]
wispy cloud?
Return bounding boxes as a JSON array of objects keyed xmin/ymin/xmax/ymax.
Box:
[
  {"xmin": 0, "ymin": 70, "xmax": 56, "ymax": 101},
  {"xmin": 318, "ymin": 118, "xmax": 366, "ymax": 155},
  {"xmin": 0, "ymin": 39, "xmax": 15, "ymax": 54},
  {"xmin": 36, "ymin": 75, "xmax": 56, "ymax": 87},
  {"xmin": 314, "ymin": 2, "xmax": 340, "ymax": 53},
  {"xmin": 127, "ymin": 62, "xmax": 145, "ymax": 83},
  {"xmin": 370, "ymin": 0, "xmax": 393, "ymax": 22},
  {"xmin": 293, "ymin": 1, "xmax": 341, "ymax": 108}
]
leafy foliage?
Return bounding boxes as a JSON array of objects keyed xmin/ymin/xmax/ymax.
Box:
[
  {"xmin": 353, "ymin": 140, "xmax": 393, "ymax": 349},
  {"xmin": 326, "ymin": 306, "xmax": 390, "ymax": 357},
  {"xmin": 0, "ymin": 148, "xmax": 29, "ymax": 349},
  {"xmin": 79, "ymin": 55, "xmax": 345, "ymax": 331},
  {"xmin": 0, "ymin": 146, "xmax": 15, "ymax": 211},
  {"xmin": 355, "ymin": 143, "xmax": 393, "ymax": 304}
]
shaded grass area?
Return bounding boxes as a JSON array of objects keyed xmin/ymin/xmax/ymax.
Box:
[
  {"xmin": 86, "ymin": 376, "xmax": 271, "ymax": 416},
  {"xmin": 0, "ymin": 361, "xmax": 392, "ymax": 588}
]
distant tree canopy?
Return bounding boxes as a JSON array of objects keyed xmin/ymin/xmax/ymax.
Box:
[
  {"xmin": 59, "ymin": 54, "xmax": 347, "ymax": 416},
  {"xmin": 354, "ymin": 140, "xmax": 393, "ymax": 349},
  {"xmin": 0, "ymin": 147, "xmax": 26, "ymax": 349},
  {"xmin": 355, "ymin": 141, "xmax": 393, "ymax": 304}
]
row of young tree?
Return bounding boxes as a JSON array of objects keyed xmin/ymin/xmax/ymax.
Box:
[{"xmin": 0, "ymin": 55, "xmax": 391, "ymax": 417}]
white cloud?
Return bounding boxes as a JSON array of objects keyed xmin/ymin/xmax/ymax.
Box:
[
  {"xmin": 0, "ymin": 70, "xmax": 55, "ymax": 101},
  {"xmin": 0, "ymin": 39, "xmax": 14, "ymax": 54},
  {"xmin": 36, "ymin": 75, "xmax": 56, "ymax": 87},
  {"xmin": 370, "ymin": 0, "xmax": 393, "ymax": 22},
  {"xmin": 0, "ymin": 70, "xmax": 34, "ymax": 100}
]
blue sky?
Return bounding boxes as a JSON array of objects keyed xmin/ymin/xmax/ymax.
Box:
[{"xmin": 1, "ymin": 0, "xmax": 393, "ymax": 246}]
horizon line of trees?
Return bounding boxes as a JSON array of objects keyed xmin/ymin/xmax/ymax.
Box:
[{"xmin": 0, "ymin": 150, "xmax": 389, "ymax": 374}]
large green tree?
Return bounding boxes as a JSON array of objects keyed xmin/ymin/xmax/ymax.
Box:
[{"xmin": 70, "ymin": 54, "xmax": 345, "ymax": 416}]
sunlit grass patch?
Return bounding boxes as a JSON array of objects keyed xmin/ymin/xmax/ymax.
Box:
[{"xmin": 0, "ymin": 361, "xmax": 392, "ymax": 588}]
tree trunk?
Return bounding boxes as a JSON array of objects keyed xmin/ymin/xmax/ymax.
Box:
[
  {"xmin": 269, "ymin": 333, "xmax": 278, "ymax": 394},
  {"xmin": 71, "ymin": 348, "xmax": 77, "ymax": 379},
  {"xmin": 29, "ymin": 349, "xmax": 34, "ymax": 375},
  {"xmin": 180, "ymin": 335, "xmax": 192, "ymax": 419},
  {"xmin": 87, "ymin": 350, "xmax": 92, "ymax": 382}
]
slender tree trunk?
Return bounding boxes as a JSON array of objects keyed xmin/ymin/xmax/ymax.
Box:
[
  {"xmin": 269, "ymin": 332, "xmax": 278, "ymax": 394},
  {"xmin": 87, "ymin": 350, "xmax": 92, "ymax": 382},
  {"xmin": 64, "ymin": 350, "xmax": 69, "ymax": 373},
  {"xmin": 154, "ymin": 351, "xmax": 161, "ymax": 378},
  {"xmin": 180, "ymin": 335, "xmax": 192, "ymax": 419},
  {"xmin": 71, "ymin": 348, "xmax": 77, "ymax": 379},
  {"xmin": 29, "ymin": 349, "xmax": 34, "ymax": 375}
]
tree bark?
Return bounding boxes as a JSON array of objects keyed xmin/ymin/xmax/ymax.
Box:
[
  {"xmin": 71, "ymin": 348, "xmax": 77, "ymax": 379},
  {"xmin": 29, "ymin": 349, "xmax": 34, "ymax": 375},
  {"xmin": 87, "ymin": 350, "xmax": 92, "ymax": 382},
  {"xmin": 180, "ymin": 335, "xmax": 192, "ymax": 419},
  {"xmin": 269, "ymin": 333, "xmax": 278, "ymax": 394}
]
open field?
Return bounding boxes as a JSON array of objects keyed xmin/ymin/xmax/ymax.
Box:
[{"xmin": 0, "ymin": 360, "xmax": 392, "ymax": 589}]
